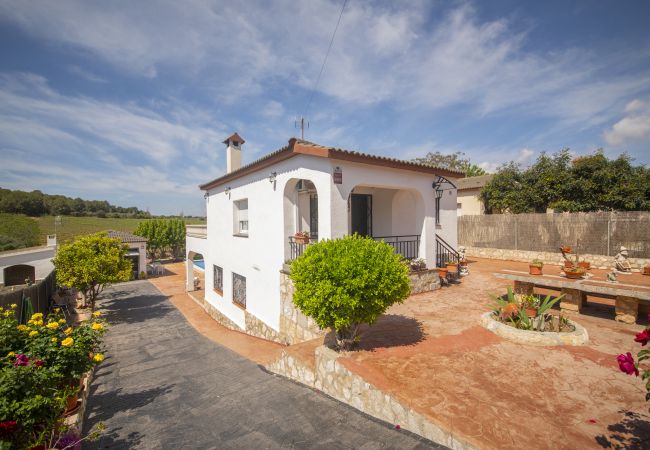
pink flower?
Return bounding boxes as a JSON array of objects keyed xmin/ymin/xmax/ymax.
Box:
[
  {"xmin": 0, "ymin": 420, "xmax": 17, "ymax": 436},
  {"xmin": 634, "ymin": 329, "xmax": 650, "ymax": 346},
  {"xmin": 617, "ymin": 352, "xmax": 639, "ymax": 376},
  {"xmin": 13, "ymin": 354, "xmax": 29, "ymax": 367}
]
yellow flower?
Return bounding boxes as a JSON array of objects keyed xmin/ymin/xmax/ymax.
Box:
[
  {"xmin": 27, "ymin": 319, "xmax": 34, "ymax": 325},
  {"xmin": 93, "ymin": 311, "xmax": 102, "ymax": 317},
  {"xmin": 93, "ymin": 353, "xmax": 104, "ymax": 363},
  {"xmin": 17, "ymin": 325, "xmax": 28, "ymax": 332},
  {"xmin": 34, "ymin": 320, "xmax": 44, "ymax": 327},
  {"xmin": 7, "ymin": 351, "xmax": 15, "ymax": 358},
  {"xmin": 46, "ymin": 322, "xmax": 59, "ymax": 330},
  {"xmin": 51, "ymin": 337, "xmax": 58, "ymax": 343},
  {"xmin": 3, "ymin": 311, "xmax": 10, "ymax": 317},
  {"xmin": 53, "ymin": 308, "xmax": 60, "ymax": 313},
  {"xmin": 64, "ymin": 327, "xmax": 73, "ymax": 335},
  {"xmin": 91, "ymin": 323, "xmax": 104, "ymax": 331},
  {"xmin": 61, "ymin": 337, "xmax": 74, "ymax": 347},
  {"xmin": 58, "ymin": 319, "xmax": 67, "ymax": 324},
  {"xmin": 10, "ymin": 304, "xmax": 17, "ymax": 309},
  {"xmin": 31, "ymin": 313, "xmax": 43, "ymax": 320},
  {"xmin": 29, "ymin": 330, "xmax": 38, "ymax": 337}
]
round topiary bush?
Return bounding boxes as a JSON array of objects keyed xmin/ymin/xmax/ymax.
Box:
[{"xmin": 290, "ymin": 235, "xmax": 411, "ymax": 350}]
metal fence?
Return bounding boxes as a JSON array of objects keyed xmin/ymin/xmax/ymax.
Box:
[
  {"xmin": 459, "ymin": 211, "xmax": 650, "ymax": 258},
  {"xmin": 0, "ymin": 270, "xmax": 56, "ymax": 315}
]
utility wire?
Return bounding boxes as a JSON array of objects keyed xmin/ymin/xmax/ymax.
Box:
[{"xmin": 303, "ymin": 0, "xmax": 349, "ymax": 118}]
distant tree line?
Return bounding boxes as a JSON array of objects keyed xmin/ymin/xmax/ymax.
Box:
[
  {"xmin": 134, "ymin": 219, "xmax": 186, "ymax": 261},
  {"xmin": 0, "ymin": 187, "xmax": 151, "ymax": 218},
  {"xmin": 480, "ymin": 150, "xmax": 650, "ymax": 213}
]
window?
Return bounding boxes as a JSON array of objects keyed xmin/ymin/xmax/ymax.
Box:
[
  {"xmin": 233, "ymin": 199, "xmax": 248, "ymax": 236},
  {"xmin": 213, "ymin": 265, "xmax": 223, "ymax": 294},
  {"xmin": 232, "ymin": 272, "xmax": 246, "ymax": 309}
]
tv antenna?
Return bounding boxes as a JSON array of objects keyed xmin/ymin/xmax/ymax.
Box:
[{"xmin": 295, "ymin": 117, "xmax": 309, "ymax": 140}]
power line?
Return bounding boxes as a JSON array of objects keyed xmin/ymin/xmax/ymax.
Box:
[{"xmin": 300, "ymin": 0, "xmax": 349, "ymax": 131}]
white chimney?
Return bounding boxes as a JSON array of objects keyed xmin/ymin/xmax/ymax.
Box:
[{"xmin": 224, "ymin": 132, "xmax": 245, "ymax": 173}]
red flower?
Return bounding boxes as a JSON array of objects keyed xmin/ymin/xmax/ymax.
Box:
[
  {"xmin": 33, "ymin": 359, "xmax": 44, "ymax": 368},
  {"xmin": 634, "ymin": 329, "xmax": 650, "ymax": 346},
  {"xmin": 0, "ymin": 420, "xmax": 17, "ymax": 436},
  {"xmin": 617, "ymin": 352, "xmax": 639, "ymax": 376}
]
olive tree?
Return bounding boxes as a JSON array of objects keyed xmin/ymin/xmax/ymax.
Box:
[
  {"xmin": 290, "ymin": 235, "xmax": 411, "ymax": 350},
  {"xmin": 53, "ymin": 233, "xmax": 132, "ymax": 311}
]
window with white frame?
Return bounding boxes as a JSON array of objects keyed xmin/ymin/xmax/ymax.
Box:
[{"xmin": 233, "ymin": 199, "xmax": 248, "ymax": 236}]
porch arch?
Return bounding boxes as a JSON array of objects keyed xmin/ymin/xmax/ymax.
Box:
[{"xmin": 283, "ymin": 178, "xmax": 320, "ymax": 261}]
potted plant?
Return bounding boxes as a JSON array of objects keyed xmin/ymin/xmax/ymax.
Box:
[
  {"xmin": 446, "ymin": 261, "xmax": 458, "ymax": 272},
  {"xmin": 564, "ymin": 265, "xmax": 586, "ymax": 279},
  {"xmin": 409, "ymin": 258, "xmax": 427, "ymax": 272},
  {"xmin": 437, "ymin": 266, "xmax": 449, "ymax": 279},
  {"xmin": 643, "ymin": 266, "xmax": 650, "ymax": 276},
  {"xmin": 520, "ymin": 294, "xmax": 540, "ymax": 318},
  {"xmin": 293, "ymin": 231, "xmax": 310, "ymax": 245},
  {"xmin": 578, "ymin": 260, "xmax": 591, "ymax": 270},
  {"xmin": 529, "ymin": 259, "xmax": 544, "ymax": 275}
]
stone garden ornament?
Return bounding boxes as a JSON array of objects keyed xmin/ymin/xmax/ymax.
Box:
[
  {"xmin": 615, "ymin": 246, "xmax": 632, "ymax": 274},
  {"xmin": 458, "ymin": 246, "xmax": 469, "ymax": 276}
]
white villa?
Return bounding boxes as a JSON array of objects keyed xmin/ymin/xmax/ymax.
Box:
[{"xmin": 185, "ymin": 133, "xmax": 462, "ymax": 343}]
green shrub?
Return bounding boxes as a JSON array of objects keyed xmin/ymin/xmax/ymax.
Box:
[{"xmin": 290, "ymin": 235, "xmax": 410, "ymax": 349}]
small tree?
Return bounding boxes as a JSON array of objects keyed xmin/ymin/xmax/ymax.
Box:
[
  {"xmin": 290, "ymin": 235, "xmax": 411, "ymax": 350},
  {"xmin": 53, "ymin": 233, "xmax": 131, "ymax": 311}
]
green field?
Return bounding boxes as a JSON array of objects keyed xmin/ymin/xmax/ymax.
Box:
[{"xmin": 34, "ymin": 216, "xmax": 206, "ymax": 245}]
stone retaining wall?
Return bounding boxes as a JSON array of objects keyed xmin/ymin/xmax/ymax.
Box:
[
  {"xmin": 465, "ymin": 246, "xmax": 650, "ymax": 271},
  {"xmin": 279, "ymin": 270, "xmax": 326, "ymax": 345},
  {"xmin": 408, "ymin": 269, "xmax": 441, "ymax": 294},
  {"xmin": 266, "ymin": 346, "xmax": 477, "ymax": 450}
]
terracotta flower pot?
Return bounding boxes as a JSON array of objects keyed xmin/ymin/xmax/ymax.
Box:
[
  {"xmin": 459, "ymin": 261, "xmax": 468, "ymax": 267},
  {"xmin": 437, "ymin": 268, "xmax": 449, "ymax": 278},
  {"xmin": 64, "ymin": 395, "xmax": 80, "ymax": 416},
  {"xmin": 525, "ymin": 307, "xmax": 538, "ymax": 318},
  {"xmin": 643, "ymin": 266, "xmax": 650, "ymax": 276},
  {"xmin": 564, "ymin": 269, "xmax": 584, "ymax": 279},
  {"xmin": 293, "ymin": 235, "xmax": 309, "ymax": 245},
  {"xmin": 578, "ymin": 261, "xmax": 591, "ymax": 270},
  {"xmin": 529, "ymin": 265, "xmax": 543, "ymax": 275},
  {"xmin": 446, "ymin": 263, "xmax": 458, "ymax": 272}
]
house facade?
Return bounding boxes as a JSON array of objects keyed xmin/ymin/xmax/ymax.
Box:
[
  {"xmin": 186, "ymin": 134, "xmax": 462, "ymax": 343},
  {"xmin": 456, "ymin": 174, "xmax": 493, "ymax": 216}
]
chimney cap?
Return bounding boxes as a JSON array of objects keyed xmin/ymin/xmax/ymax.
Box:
[{"xmin": 223, "ymin": 132, "xmax": 245, "ymax": 145}]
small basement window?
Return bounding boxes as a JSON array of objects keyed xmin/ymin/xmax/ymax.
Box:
[
  {"xmin": 213, "ymin": 265, "xmax": 223, "ymax": 295},
  {"xmin": 232, "ymin": 272, "xmax": 246, "ymax": 309},
  {"xmin": 233, "ymin": 199, "xmax": 248, "ymax": 236}
]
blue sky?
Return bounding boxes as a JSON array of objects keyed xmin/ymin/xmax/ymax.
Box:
[{"xmin": 0, "ymin": 0, "xmax": 649, "ymax": 216}]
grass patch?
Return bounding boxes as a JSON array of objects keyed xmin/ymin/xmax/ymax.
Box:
[{"xmin": 33, "ymin": 215, "xmax": 205, "ymax": 245}]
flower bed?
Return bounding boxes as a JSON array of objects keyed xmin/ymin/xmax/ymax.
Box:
[
  {"xmin": 480, "ymin": 288, "xmax": 589, "ymax": 346},
  {"xmin": 0, "ymin": 304, "xmax": 107, "ymax": 449}
]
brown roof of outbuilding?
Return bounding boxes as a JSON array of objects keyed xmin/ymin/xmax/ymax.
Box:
[
  {"xmin": 222, "ymin": 132, "xmax": 245, "ymax": 145},
  {"xmin": 456, "ymin": 174, "xmax": 494, "ymax": 190},
  {"xmin": 106, "ymin": 230, "xmax": 147, "ymax": 243},
  {"xmin": 199, "ymin": 138, "xmax": 465, "ymax": 191}
]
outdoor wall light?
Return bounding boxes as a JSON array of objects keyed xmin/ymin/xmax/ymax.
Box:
[
  {"xmin": 435, "ymin": 188, "xmax": 443, "ymax": 199},
  {"xmin": 269, "ymin": 172, "xmax": 277, "ymax": 184},
  {"xmin": 203, "ymin": 192, "xmax": 209, "ymax": 199},
  {"xmin": 224, "ymin": 187, "xmax": 231, "ymax": 196}
]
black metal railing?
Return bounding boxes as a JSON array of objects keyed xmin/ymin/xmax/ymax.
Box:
[
  {"xmin": 436, "ymin": 234, "xmax": 460, "ymax": 268},
  {"xmin": 373, "ymin": 235, "xmax": 420, "ymax": 260},
  {"xmin": 288, "ymin": 235, "xmax": 318, "ymax": 260}
]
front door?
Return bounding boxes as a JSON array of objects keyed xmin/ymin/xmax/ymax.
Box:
[{"xmin": 350, "ymin": 194, "xmax": 372, "ymax": 236}]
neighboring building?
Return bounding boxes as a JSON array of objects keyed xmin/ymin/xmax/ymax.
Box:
[
  {"xmin": 106, "ymin": 230, "xmax": 147, "ymax": 279},
  {"xmin": 456, "ymin": 174, "xmax": 493, "ymax": 216},
  {"xmin": 0, "ymin": 246, "xmax": 55, "ymax": 287},
  {"xmin": 185, "ymin": 133, "xmax": 462, "ymax": 343}
]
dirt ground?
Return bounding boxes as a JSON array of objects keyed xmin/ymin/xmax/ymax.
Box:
[{"xmin": 339, "ymin": 258, "xmax": 650, "ymax": 450}]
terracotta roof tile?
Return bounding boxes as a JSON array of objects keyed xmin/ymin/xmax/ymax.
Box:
[{"xmin": 106, "ymin": 230, "xmax": 147, "ymax": 243}]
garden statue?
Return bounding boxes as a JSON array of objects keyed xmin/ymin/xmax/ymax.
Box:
[
  {"xmin": 458, "ymin": 246, "xmax": 469, "ymax": 276},
  {"xmin": 614, "ymin": 246, "xmax": 632, "ymax": 273}
]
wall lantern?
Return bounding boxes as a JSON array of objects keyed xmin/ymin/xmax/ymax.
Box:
[
  {"xmin": 269, "ymin": 172, "xmax": 277, "ymax": 184},
  {"xmin": 224, "ymin": 187, "xmax": 231, "ymax": 196},
  {"xmin": 203, "ymin": 192, "xmax": 209, "ymax": 200},
  {"xmin": 431, "ymin": 175, "xmax": 457, "ymax": 194},
  {"xmin": 435, "ymin": 188, "xmax": 443, "ymax": 199}
]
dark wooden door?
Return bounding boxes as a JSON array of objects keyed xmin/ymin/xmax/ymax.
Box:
[{"xmin": 350, "ymin": 194, "xmax": 372, "ymax": 236}]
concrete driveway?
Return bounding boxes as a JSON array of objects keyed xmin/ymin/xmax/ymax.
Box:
[{"xmin": 83, "ymin": 281, "xmax": 442, "ymax": 449}]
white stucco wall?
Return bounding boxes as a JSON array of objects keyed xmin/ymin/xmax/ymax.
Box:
[
  {"xmin": 193, "ymin": 154, "xmax": 459, "ymax": 332},
  {"xmin": 457, "ymin": 188, "xmax": 485, "ymax": 216}
]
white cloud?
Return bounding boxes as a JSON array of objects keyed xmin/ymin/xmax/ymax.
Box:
[
  {"xmin": 0, "ymin": 0, "xmax": 646, "ymax": 126},
  {"xmin": 261, "ymin": 100, "xmax": 285, "ymax": 119},
  {"xmin": 515, "ymin": 148, "xmax": 535, "ymax": 165},
  {"xmin": 67, "ymin": 65, "xmax": 108, "ymax": 83},
  {"xmin": 604, "ymin": 100, "xmax": 650, "ymax": 146}
]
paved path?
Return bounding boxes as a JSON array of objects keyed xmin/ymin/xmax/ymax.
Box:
[{"xmin": 83, "ymin": 281, "xmax": 442, "ymax": 449}]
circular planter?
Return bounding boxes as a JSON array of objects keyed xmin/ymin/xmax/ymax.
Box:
[
  {"xmin": 564, "ymin": 269, "xmax": 585, "ymax": 279},
  {"xmin": 529, "ymin": 265, "xmax": 543, "ymax": 275},
  {"xmin": 293, "ymin": 235, "xmax": 310, "ymax": 245},
  {"xmin": 480, "ymin": 312, "xmax": 589, "ymax": 346}
]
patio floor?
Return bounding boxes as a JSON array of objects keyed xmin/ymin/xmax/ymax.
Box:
[{"xmin": 335, "ymin": 257, "xmax": 650, "ymax": 449}]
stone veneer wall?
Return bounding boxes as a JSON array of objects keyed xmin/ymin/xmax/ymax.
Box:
[
  {"xmin": 279, "ymin": 270, "xmax": 326, "ymax": 345},
  {"xmin": 266, "ymin": 346, "xmax": 476, "ymax": 450},
  {"xmin": 408, "ymin": 269, "xmax": 441, "ymax": 294},
  {"xmin": 465, "ymin": 246, "xmax": 650, "ymax": 271}
]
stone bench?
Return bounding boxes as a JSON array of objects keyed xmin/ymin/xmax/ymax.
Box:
[{"xmin": 494, "ymin": 270, "xmax": 650, "ymax": 324}]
